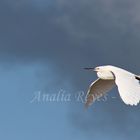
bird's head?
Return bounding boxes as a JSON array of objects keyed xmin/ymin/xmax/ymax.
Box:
[
  {"xmin": 84, "ymin": 65, "xmax": 111, "ymax": 72},
  {"xmin": 84, "ymin": 65, "xmax": 114, "ymax": 79},
  {"xmin": 94, "ymin": 66, "xmax": 110, "ymax": 72}
]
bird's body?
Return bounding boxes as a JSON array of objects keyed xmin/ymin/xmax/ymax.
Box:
[{"xmin": 85, "ymin": 65, "xmax": 140, "ymax": 106}]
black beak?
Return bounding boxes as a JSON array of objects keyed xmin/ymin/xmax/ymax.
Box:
[{"xmin": 84, "ymin": 67, "xmax": 95, "ymax": 71}]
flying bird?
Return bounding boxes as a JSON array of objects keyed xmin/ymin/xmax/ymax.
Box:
[{"xmin": 85, "ymin": 65, "xmax": 140, "ymax": 107}]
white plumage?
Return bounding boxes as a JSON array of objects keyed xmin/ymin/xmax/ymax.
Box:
[{"xmin": 85, "ymin": 65, "xmax": 140, "ymax": 106}]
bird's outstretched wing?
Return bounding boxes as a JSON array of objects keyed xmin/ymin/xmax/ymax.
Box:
[
  {"xmin": 114, "ymin": 72, "xmax": 140, "ymax": 106},
  {"xmin": 85, "ymin": 78, "xmax": 115, "ymax": 107}
]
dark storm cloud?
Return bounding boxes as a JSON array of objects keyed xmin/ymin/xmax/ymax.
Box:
[
  {"xmin": 1, "ymin": 0, "xmax": 140, "ymax": 86},
  {"xmin": 1, "ymin": 0, "xmax": 140, "ymax": 139},
  {"xmin": 1, "ymin": 0, "xmax": 140, "ymax": 65}
]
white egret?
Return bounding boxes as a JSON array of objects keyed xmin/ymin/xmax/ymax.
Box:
[{"xmin": 85, "ymin": 65, "xmax": 140, "ymax": 107}]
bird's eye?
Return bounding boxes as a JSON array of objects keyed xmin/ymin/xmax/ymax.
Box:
[{"xmin": 94, "ymin": 67, "xmax": 99, "ymax": 71}]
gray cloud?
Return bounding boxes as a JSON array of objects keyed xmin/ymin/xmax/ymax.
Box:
[{"xmin": 0, "ymin": 0, "xmax": 140, "ymax": 83}]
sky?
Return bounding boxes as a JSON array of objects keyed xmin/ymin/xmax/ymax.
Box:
[{"xmin": 0, "ymin": 0, "xmax": 140, "ymax": 140}]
